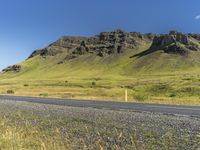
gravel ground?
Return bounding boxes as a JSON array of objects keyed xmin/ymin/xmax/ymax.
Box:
[{"xmin": 0, "ymin": 100, "xmax": 200, "ymax": 149}]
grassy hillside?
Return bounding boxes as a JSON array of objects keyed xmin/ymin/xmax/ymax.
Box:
[{"xmin": 1, "ymin": 30, "xmax": 200, "ymax": 105}]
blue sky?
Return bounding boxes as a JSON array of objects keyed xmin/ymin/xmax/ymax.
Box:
[{"xmin": 0, "ymin": 0, "xmax": 200, "ymax": 70}]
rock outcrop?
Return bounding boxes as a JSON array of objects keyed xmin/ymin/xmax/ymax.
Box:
[
  {"xmin": 150, "ymin": 31, "xmax": 200, "ymax": 54},
  {"xmin": 133, "ymin": 31, "xmax": 200, "ymax": 57},
  {"xmin": 29, "ymin": 47, "xmax": 63, "ymax": 58},
  {"xmin": 28, "ymin": 30, "xmax": 154, "ymax": 60},
  {"xmin": 93, "ymin": 30, "xmax": 153, "ymax": 56},
  {"xmin": 2, "ymin": 65, "xmax": 21, "ymax": 73},
  {"xmin": 73, "ymin": 41, "xmax": 90, "ymax": 55},
  {"xmin": 188, "ymin": 33, "xmax": 200, "ymax": 41}
]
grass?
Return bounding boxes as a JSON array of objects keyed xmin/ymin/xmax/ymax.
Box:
[
  {"xmin": 2, "ymin": 72, "xmax": 200, "ymax": 105},
  {"xmin": 0, "ymin": 101, "xmax": 199, "ymax": 149}
]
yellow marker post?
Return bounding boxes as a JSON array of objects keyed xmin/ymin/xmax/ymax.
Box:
[{"xmin": 125, "ymin": 89, "xmax": 128, "ymax": 102}]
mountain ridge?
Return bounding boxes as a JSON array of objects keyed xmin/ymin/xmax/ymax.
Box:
[{"xmin": 2, "ymin": 30, "xmax": 200, "ymax": 77}]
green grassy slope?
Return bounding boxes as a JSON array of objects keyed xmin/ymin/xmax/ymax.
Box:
[{"xmin": 3, "ymin": 44, "xmax": 200, "ymax": 80}]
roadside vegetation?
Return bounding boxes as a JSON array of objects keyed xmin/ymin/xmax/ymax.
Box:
[
  {"xmin": 2, "ymin": 72, "xmax": 200, "ymax": 105},
  {"xmin": 0, "ymin": 101, "xmax": 199, "ymax": 149}
]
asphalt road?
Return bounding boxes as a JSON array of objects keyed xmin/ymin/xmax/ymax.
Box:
[{"xmin": 0, "ymin": 95, "xmax": 200, "ymax": 117}]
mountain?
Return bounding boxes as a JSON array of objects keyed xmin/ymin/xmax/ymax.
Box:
[{"xmin": 2, "ymin": 30, "xmax": 200, "ymax": 80}]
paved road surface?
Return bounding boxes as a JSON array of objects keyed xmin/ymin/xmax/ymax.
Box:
[{"xmin": 0, "ymin": 95, "xmax": 200, "ymax": 117}]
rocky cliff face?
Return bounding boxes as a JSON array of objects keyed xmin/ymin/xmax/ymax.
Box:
[
  {"xmin": 30, "ymin": 30, "xmax": 200, "ymax": 61},
  {"xmin": 2, "ymin": 65, "xmax": 21, "ymax": 73},
  {"xmin": 29, "ymin": 30, "xmax": 154, "ymax": 60},
  {"xmin": 149, "ymin": 31, "xmax": 200, "ymax": 55},
  {"xmin": 133, "ymin": 31, "xmax": 200, "ymax": 57}
]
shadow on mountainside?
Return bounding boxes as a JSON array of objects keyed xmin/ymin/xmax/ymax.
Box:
[{"xmin": 130, "ymin": 48, "xmax": 155, "ymax": 58}]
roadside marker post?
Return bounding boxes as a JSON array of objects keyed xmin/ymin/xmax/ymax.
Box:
[{"xmin": 125, "ymin": 89, "xmax": 128, "ymax": 102}]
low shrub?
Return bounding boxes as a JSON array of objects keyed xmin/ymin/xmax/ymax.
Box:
[
  {"xmin": 39, "ymin": 93, "xmax": 48, "ymax": 97},
  {"xmin": 169, "ymin": 93, "xmax": 176, "ymax": 97},
  {"xmin": 133, "ymin": 93, "xmax": 148, "ymax": 102},
  {"xmin": 7, "ymin": 90, "xmax": 15, "ymax": 94},
  {"xmin": 178, "ymin": 86, "xmax": 200, "ymax": 96},
  {"xmin": 147, "ymin": 84, "xmax": 172, "ymax": 96},
  {"xmin": 91, "ymin": 82, "xmax": 96, "ymax": 86}
]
